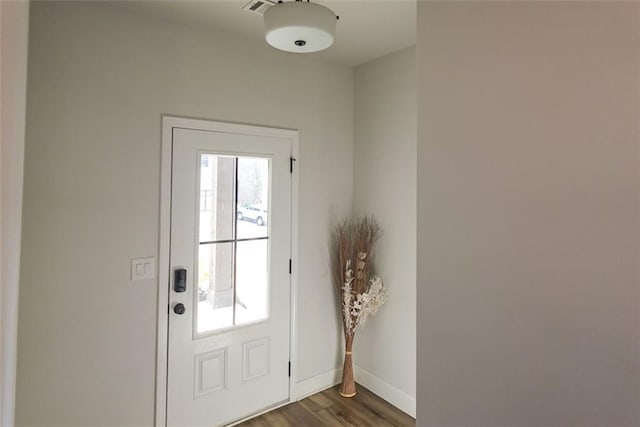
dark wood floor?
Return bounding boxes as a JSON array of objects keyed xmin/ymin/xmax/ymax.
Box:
[{"xmin": 236, "ymin": 384, "xmax": 415, "ymax": 426}]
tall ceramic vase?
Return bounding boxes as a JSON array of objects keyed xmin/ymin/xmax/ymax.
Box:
[{"xmin": 339, "ymin": 334, "xmax": 356, "ymax": 397}]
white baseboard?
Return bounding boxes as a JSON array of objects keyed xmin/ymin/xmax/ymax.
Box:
[
  {"xmin": 292, "ymin": 367, "xmax": 342, "ymax": 401},
  {"xmin": 353, "ymin": 364, "xmax": 416, "ymax": 418}
]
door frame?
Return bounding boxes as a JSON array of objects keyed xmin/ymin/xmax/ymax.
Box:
[{"xmin": 155, "ymin": 116, "xmax": 300, "ymax": 426}]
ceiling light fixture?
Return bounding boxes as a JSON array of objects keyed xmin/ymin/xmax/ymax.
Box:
[{"xmin": 263, "ymin": 0, "xmax": 338, "ymax": 53}]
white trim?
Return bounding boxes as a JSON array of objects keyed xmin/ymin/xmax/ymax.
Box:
[
  {"xmin": 161, "ymin": 115, "xmax": 299, "ymax": 139},
  {"xmin": 288, "ymin": 128, "xmax": 300, "ymax": 403},
  {"xmin": 353, "ymin": 364, "xmax": 416, "ymax": 418},
  {"xmin": 155, "ymin": 118, "xmax": 173, "ymax": 427},
  {"xmin": 155, "ymin": 116, "xmax": 299, "ymax": 426},
  {"xmin": 291, "ymin": 368, "xmax": 343, "ymax": 401}
]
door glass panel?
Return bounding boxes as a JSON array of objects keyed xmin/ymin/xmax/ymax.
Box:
[
  {"xmin": 196, "ymin": 153, "xmax": 271, "ymax": 335},
  {"xmin": 197, "ymin": 242, "xmax": 234, "ymax": 333},
  {"xmin": 236, "ymin": 158, "xmax": 269, "ymax": 240},
  {"xmin": 199, "ymin": 155, "xmax": 235, "ymax": 243},
  {"xmin": 235, "ymin": 239, "xmax": 269, "ymax": 325}
]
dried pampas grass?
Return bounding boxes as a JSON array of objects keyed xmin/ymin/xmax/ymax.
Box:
[
  {"xmin": 332, "ymin": 216, "xmax": 386, "ymax": 337},
  {"xmin": 332, "ymin": 215, "xmax": 387, "ymax": 397}
]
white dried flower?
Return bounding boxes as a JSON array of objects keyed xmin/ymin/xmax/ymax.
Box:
[{"xmin": 342, "ymin": 262, "xmax": 387, "ymax": 335}]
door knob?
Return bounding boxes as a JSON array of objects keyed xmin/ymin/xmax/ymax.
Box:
[{"xmin": 173, "ymin": 303, "xmax": 186, "ymax": 315}]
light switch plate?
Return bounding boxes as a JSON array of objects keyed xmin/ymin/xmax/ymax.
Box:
[{"xmin": 131, "ymin": 257, "xmax": 155, "ymax": 281}]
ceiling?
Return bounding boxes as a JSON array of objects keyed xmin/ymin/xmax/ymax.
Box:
[{"xmin": 118, "ymin": 0, "xmax": 416, "ymax": 67}]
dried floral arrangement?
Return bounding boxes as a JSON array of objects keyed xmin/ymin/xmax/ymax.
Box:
[{"xmin": 332, "ymin": 216, "xmax": 387, "ymax": 397}]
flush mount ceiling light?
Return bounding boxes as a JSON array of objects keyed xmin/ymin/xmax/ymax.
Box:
[{"xmin": 263, "ymin": 0, "xmax": 338, "ymax": 53}]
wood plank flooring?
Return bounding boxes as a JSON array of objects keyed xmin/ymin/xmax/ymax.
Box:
[{"xmin": 236, "ymin": 384, "xmax": 415, "ymax": 427}]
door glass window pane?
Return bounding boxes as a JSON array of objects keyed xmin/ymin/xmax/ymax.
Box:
[
  {"xmin": 197, "ymin": 242, "xmax": 234, "ymax": 333},
  {"xmin": 236, "ymin": 158, "xmax": 269, "ymax": 240},
  {"xmin": 235, "ymin": 239, "xmax": 269, "ymax": 325},
  {"xmin": 196, "ymin": 154, "xmax": 271, "ymax": 335},
  {"xmin": 199, "ymin": 155, "xmax": 235, "ymax": 243}
]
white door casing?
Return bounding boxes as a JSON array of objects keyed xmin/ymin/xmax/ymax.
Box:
[{"xmin": 157, "ymin": 117, "xmax": 298, "ymax": 427}]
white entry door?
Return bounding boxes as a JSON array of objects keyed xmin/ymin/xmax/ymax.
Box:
[{"xmin": 167, "ymin": 126, "xmax": 291, "ymax": 426}]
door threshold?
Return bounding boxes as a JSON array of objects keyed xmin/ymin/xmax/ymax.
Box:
[{"xmin": 226, "ymin": 398, "xmax": 291, "ymax": 426}]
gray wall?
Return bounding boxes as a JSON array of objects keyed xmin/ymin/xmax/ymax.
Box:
[
  {"xmin": 417, "ymin": 2, "xmax": 639, "ymax": 425},
  {"xmin": 17, "ymin": 2, "xmax": 353, "ymax": 425},
  {"xmin": 1, "ymin": 1, "xmax": 29, "ymax": 426},
  {"xmin": 354, "ymin": 47, "xmax": 416, "ymax": 415}
]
